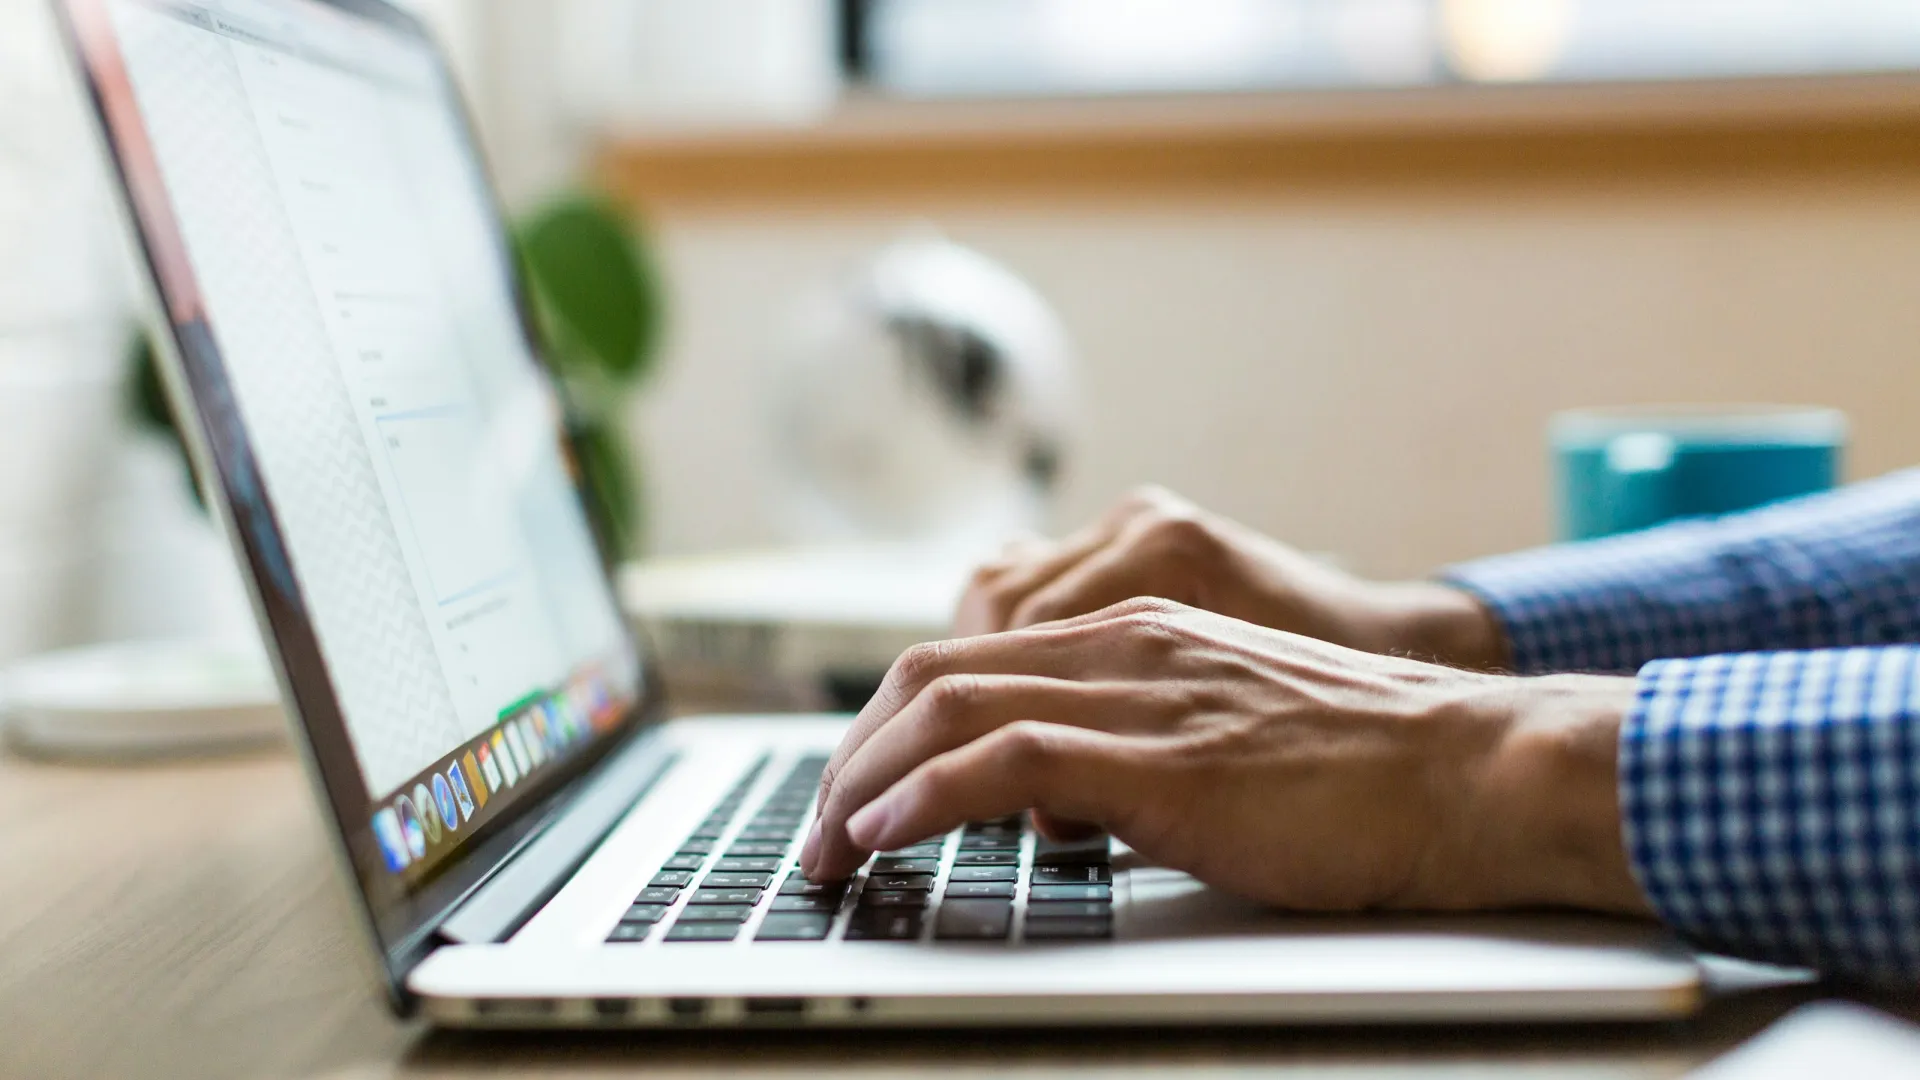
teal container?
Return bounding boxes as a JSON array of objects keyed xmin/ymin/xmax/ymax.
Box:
[{"xmin": 1551, "ymin": 406, "xmax": 1846, "ymax": 541}]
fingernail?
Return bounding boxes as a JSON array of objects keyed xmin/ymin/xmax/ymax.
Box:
[
  {"xmin": 846, "ymin": 799, "xmax": 893, "ymax": 849},
  {"xmin": 799, "ymin": 820, "xmax": 822, "ymax": 873}
]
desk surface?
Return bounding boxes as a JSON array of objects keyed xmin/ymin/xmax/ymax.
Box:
[{"xmin": 0, "ymin": 745, "xmax": 1900, "ymax": 1080}]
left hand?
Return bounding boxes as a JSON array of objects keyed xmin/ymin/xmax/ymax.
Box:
[{"xmin": 800, "ymin": 598, "xmax": 1648, "ymax": 916}]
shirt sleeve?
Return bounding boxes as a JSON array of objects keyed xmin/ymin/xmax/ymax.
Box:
[
  {"xmin": 1621, "ymin": 647, "xmax": 1920, "ymax": 983},
  {"xmin": 1442, "ymin": 468, "xmax": 1920, "ymax": 674}
]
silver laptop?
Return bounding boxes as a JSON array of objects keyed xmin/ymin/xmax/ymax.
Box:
[{"xmin": 57, "ymin": 0, "xmax": 1704, "ymax": 1028}]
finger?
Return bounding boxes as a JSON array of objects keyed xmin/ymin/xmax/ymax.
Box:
[
  {"xmin": 1030, "ymin": 809, "xmax": 1103, "ymax": 842},
  {"xmin": 1006, "ymin": 531, "xmax": 1177, "ymax": 630},
  {"xmin": 953, "ymin": 520, "xmax": 1119, "ymax": 637},
  {"xmin": 845, "ymin": 721, "xmax": 1149, "ymax": 856},
  {"xmin": 807, "ymin": 674, "xmax": 1175, "ymax": 879},
  {"xmin": 948, "ymin": 495, "xmax": 1152, "ymax": 634},
  {"xmin": 814, "ymin": 602, "xmax": 1179, "ymax": 816}
]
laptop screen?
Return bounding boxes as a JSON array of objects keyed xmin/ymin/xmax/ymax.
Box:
[{"xmin": 59, "ymin": 0, "xmax": 649, "ymax": 966}]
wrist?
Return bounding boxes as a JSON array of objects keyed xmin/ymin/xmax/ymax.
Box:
[
  {"xmin": 1369, "ymin": 582, "xmax": 1510, "ymax": 671},
  {"xmin": 1456, "ymin": 675, "xmax": 1651, "ymax": 915}
]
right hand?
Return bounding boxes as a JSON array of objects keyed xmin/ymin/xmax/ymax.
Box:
[{"xmin": 955, "ymin": 486, "xmax": 1509, "ymax": 671}]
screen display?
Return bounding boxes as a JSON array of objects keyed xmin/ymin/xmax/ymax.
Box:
[{"xmin": 62, "ymin": 0, "xmax": 645, "ymax": 910}]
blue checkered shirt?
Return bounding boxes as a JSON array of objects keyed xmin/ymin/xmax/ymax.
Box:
[{"xmin": 1447, "ymin": 468, "xmax": 1920, "ymax": 984}]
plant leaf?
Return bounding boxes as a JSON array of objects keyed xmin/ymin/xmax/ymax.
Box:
[{"xmin": 516, "ymin": 194, "xmax": 661, "ymax": 385}]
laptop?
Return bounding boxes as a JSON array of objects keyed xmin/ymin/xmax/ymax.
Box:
[{"xmin": 56, "ymin": 0, "xmax": 1705, "ymax": 1028}]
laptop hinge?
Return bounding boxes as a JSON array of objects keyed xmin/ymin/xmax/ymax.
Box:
[{"xmin": 437, "ymin": 735, "xmax": 679, "ymax": 945}]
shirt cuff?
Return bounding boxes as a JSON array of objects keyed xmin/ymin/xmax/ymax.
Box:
[
  {"xmin": 1442, "ymin": 519, "xmax": 1748, "ymax": 675},
  {"xmin": 1618, "ymin": 647, "xmax": 1920, "ymax": 983}
]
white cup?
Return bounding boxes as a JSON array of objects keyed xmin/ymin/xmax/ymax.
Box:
[{"xmin": 0, "ymin": 325, "xmax": 125, "ymax": 536}]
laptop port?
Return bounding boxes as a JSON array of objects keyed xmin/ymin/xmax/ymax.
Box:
[
  {"xmin": 591, "ymin": 998, "xmax": 630, "ymax": 1019},
  {"xmin": 744, "ymin": 997, "xmax": 807, "ymax": 1019},
  {"xmin": 472, "ymin": 997, "xmax": 555, "ymax": 1019},
  {"xmin": 667, "ymin": 997, "xmax": 707, "ymax": 1021}
]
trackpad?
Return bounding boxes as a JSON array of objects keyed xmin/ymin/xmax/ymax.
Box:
[
  {"xmin": 1115, "ymin": 861, "xmax": 1690, "ymax": 956},
  {"xmin": 1118, "ymin": 864, "xmax": 1289, "ymax": 939}
]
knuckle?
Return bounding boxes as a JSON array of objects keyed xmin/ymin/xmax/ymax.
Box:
[
  {"xmin": 890, "ymin": 639, "xmax": 952, "ymax": 688},
  {"xmin": 921, "ymin": 673, "xmax": 981, "ymax": 720},
  {"xmin": 1144, "ymin": 512, "xmax": 1218, "ymax": 558},
  {"xmin": 1123, "ymin": 483, "xmax": 1176, "ymax": 511},
  {"xmin": 1111, "ymin": 595, "xmax": 1182, "ymax": 619},
  {"xmin": 1115, "ymin": 606, "xmax": 1189, "ymax": 654},
  {"xmin": 1011, "ymin": 596, "xmax": 1064, "ymax": 627},
  {"xmin": 994, "ymin": 719, "xmax": 1058, "ymax": 772}
]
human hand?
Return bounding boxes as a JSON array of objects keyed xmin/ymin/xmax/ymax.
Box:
[
  {"xmin": 801, "ymin": 598, "xmax": 1649, "ymax": 917},
  {"xmin": 955, "ymin": 487, "xmax": 1509, "ymax": 671}
]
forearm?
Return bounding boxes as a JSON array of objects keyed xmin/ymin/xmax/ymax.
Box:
[{"xmin": 1444, "ymin": 467, "xmax": 1920, "ymax": 674}]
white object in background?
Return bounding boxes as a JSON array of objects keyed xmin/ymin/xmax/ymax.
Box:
[
  {"xmin": 1, "ymin": 638, "xmax": 282, "ymax": 759},
  {"xmin": 554, "ymin": 0, "xmax": 840, "ymax": 131},
  {"xmin": 770, "ymin": 234, "xmax": 1078, "ymax": 547},
  {"xmin": 86, "ymin": 434, "xmax": 260, "ymax": 644},
  {"xmin": 1688, "ymin": 1002, "xmax": 1920, "ymax": 1078},
  {"xmin": 0, "ymin": 331, "xmax": 123, "ymax": 664},
  {"xmin": 620, "ymin": 545, "xmax": 974, "ymax": 708},
  {"xmin": 0, "ymin": 525, "xmax": 91, "ymax": 666},
  {"xmin": 0, "ymin": 0, "xmax": 126, "ymax": 329},
  {"xmin": 0, "ymin": 327, "xmax": 123, "ymax": 531}
]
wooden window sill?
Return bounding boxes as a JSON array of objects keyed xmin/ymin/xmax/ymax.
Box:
[{"xmin": 593, "ymin": 76, "xmax": 1920, "ymax": 209}]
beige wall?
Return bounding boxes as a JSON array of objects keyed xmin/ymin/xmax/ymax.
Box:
[{"xmin": 627, "ymin": 171, "xmax": 1920, "ymax": 579}]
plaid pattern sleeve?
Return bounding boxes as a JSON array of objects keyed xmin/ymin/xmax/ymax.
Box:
[
  {"xmin": 1442, "ymin": 468, "xmax": 1920, "ymax": 674},
  {"xmin": 1622, "ymin": 648, "xmax": 1920, "ymax": 982}
]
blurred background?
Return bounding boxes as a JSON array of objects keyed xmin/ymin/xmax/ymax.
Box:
[{"xmin": 6, "ymin": 0, "xmax": 1920, "ymax": 695}]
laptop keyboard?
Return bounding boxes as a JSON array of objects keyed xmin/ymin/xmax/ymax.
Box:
[{"xmin": 604, "ymin": 754, "xmax": 1114, "ymax": 945}]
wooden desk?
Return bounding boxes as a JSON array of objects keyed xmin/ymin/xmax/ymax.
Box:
[{"xmin": 0, "ymin": 746, "xmax": 1900, "ymax": 1079}]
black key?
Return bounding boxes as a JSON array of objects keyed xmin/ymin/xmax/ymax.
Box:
[
  {"xmin": 660, "ymin": 853, "xmax": 706, "ymax": 872},
  {"xmin": 1023, "ymin": 900, "xmax": 1110, "ymax": 919},
  {"xmin": 865, "ymin": 874, "xmax": 935, "ymax": 892},
  {"xmin": 736, "ymin": 826, "xmax": 797, "ymax": 841},
  {"xmin": 620, "ymin": 903, "xmax": 670, "ymax": 924},
  {"xmin": 685, "ymin": 825, "xmax": 726, "ymax": 840},
  {"xmin": 935, "ymin": 899, "xmax": 1013, "ymax": 940},
  {"xmin": 649, "ymin": 870, "xmax": 695, "ymax": 888},
  {"xmin": 1029, "ymin": 884, "xmax": 1110, "ymax": 902},
  {"xmin": 702, "ymin": 872, "xmax": 774, "ymax": 889},
  {"xmin": 846, "ymin": 910, "xmax": 923, "ymax": 940},
  {"xmin": 756, "ymin": 913, "xmax": 832, "ymax": 941},
  {"xmin": 883, "ymin": 844, "xmax": 944, "ymax": 859},
  {"xmin": 676, "ymin": 839, "xmax": 716, "ymax": 855},
  {"xmin": 855, "ymin": 890, "xmax": 929, "ymax": 909},
  {"xmin": 752, "ymin": 814, "xmax": 803, "ymax": 829},
  {"xmin": 607, "ymin": 923, "xmax": 651, "ymax": 942},
  {"xmin": 966, "ymin": 815, "xmax": 1021, "ymax": 830},
  {"xmin": 633, "ymin": 886, "xmax": 681, "ymax": 904},
  {"xmin": 713, "ymin": 856, "xmax": 783, "ymax": 873},
  {"xmin": 665, "ymin": 922, "xmax": 739, "ymax": 942},
  {"xmin": 957, "ymin": 834, "xmax": 1021, "ymax": 851},
  {"xmin": 689, "ymin": 888, "xmax": 762, "ymax": 905},
  {"xmin": 944, "ymin": 880, "xmax": 1015, "ymax": 899},
  {"xmin": 1023, "ymin": 916, "xmax": 1112, "ymax": 940},
  {"xmin": 948, "ymin": 866, "xmax": 1017, "ymax": 883},
  {"xmin": 674, "ymin": 904, "xmax": 756, "ymax": 923},
  {"xmin": 771, "ymin": 894, "xmax": 841, "ymax": 913},
  {"xmin": 952, "ymin": 852, "xmax": 1017, "ymax": 867},
  {"xmin": 727, "ymin": 841, "xmax": 789, "ymax": 857},
  {"xmin": 871, "ymin": 857, "xmax": 939, "ymax": 875},
  {"xmin": 1032, "ymin": 864, "xmax": 1112, "ymax": 886},
  {"xmin": 779, "ymin": 874, "xmax": 847, "ymax": 896},
  {"xmin": 1034, "ymin": 835, "xmax": 1110, "ymax": 865}
]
